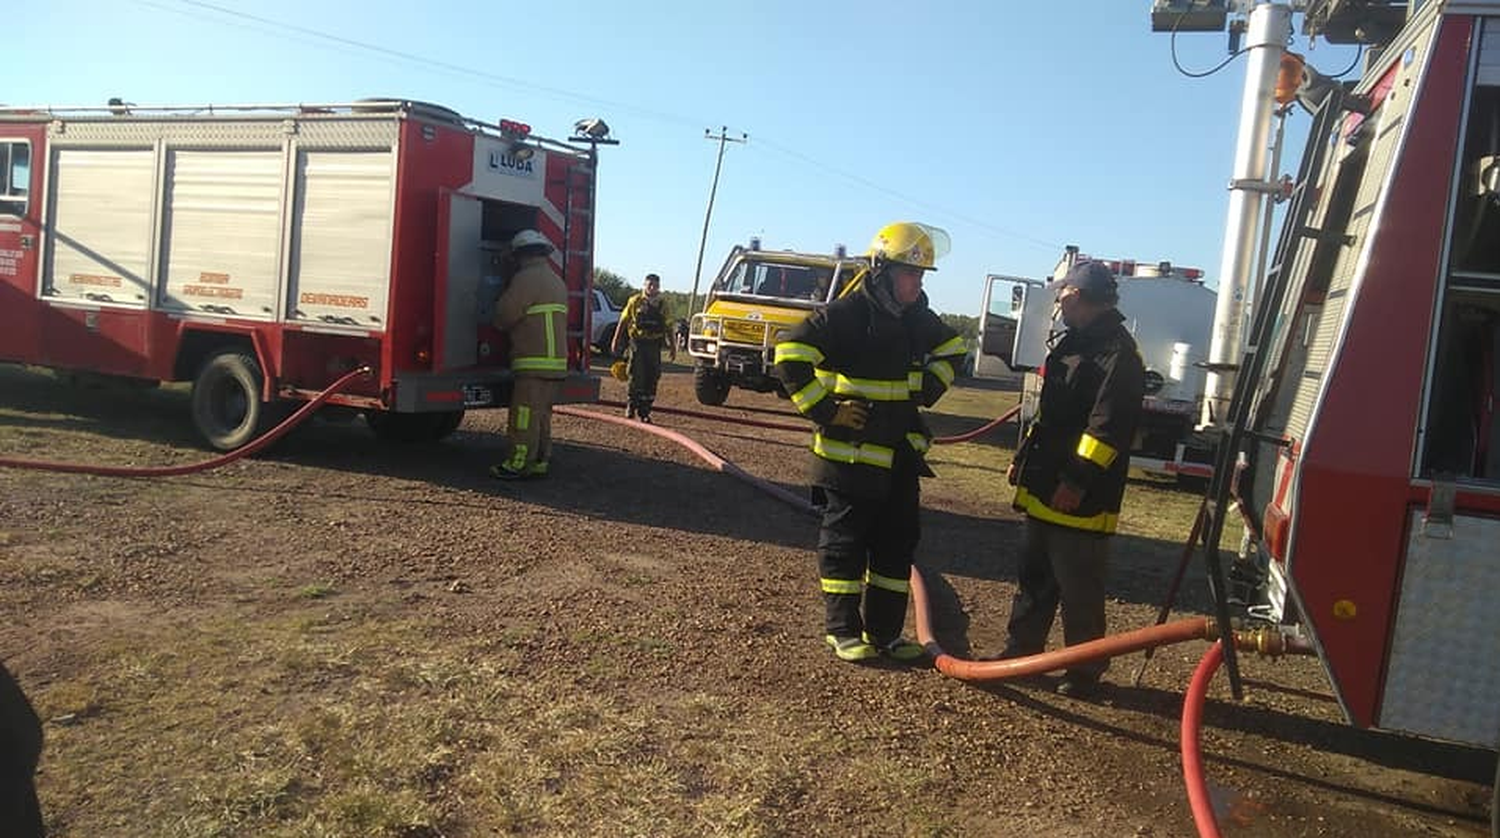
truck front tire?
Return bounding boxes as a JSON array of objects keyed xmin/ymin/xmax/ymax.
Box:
[
  {"xmin": 191, "ymin": 351, "xmax": 269, "ymax": 451},
  {"xmin": 694, "ymin": 362, "xmax": 731, "ymax": 406}
]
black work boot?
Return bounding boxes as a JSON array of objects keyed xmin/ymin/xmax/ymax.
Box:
[{"xmin": 1055, "ymin": 672, "xmax": 1102, "ymax": 699}]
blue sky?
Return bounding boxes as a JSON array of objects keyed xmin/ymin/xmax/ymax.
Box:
[{"xmin": 14, "ymin": 0, "xmax": 1361, "ymax": 316}]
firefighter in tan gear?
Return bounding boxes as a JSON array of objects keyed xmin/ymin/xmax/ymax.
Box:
[
  {"xmin": 772, "ymin": 222, "xmax": 967, "ymax": 662},
  {"xmin": 490, "ymin": 229, "xmax": 569, "ymax": 480}
]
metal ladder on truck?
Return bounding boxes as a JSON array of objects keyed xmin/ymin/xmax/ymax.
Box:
[
  {"xmin": 559, "ymin": 155, "xmax": 596, "ymax": 365},
  {"xmin": 1194, "ymin": 89, "xmax": 1350, "ymax": 699}
]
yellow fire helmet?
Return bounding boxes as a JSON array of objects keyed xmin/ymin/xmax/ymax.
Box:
[
  {"xmin": 867, "ymin": 221, "xmax": 951, "ymax": 272},
  {"xmin": 610, "ymin": 359, "xmax": 629, "ymax": 382}
]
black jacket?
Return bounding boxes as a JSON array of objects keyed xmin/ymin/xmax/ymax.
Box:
[
  {"xmin": 1014, "ymin": 309, "xmax": 1145, "ymax": 533},
  {"xmin": 773, "ymin": 286, "xmax": 965, "ymax": 498}
]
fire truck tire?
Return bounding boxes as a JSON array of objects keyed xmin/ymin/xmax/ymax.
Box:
[
  {"xmin": 694, "ymin": 363, "xmax": 731, "ymax": 406},
  {"xmin": 1491, "ymin": 753, "xmax": 1497, "ymax": 838},
  {"xmin": 431, "ymin": 410, "xmax": 465, "ymax": 440},
  {"xmin": 190, "ymin": 351, "xmax": 269, "ymax": 451}
]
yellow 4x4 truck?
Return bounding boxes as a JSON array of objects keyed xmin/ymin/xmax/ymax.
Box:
[{"xmin": 686, "ymin": 241, "xmax": 868, "ymax": 405}]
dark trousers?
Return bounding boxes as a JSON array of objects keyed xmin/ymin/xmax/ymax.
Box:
[
  {"xmin": 816, "ymin": 469, "xmax": 921, "ymax": 642},
  {"xmin": 0, "ymin": 663, "xmax": 44, "ymax": 838},
  {"xmin": 1005, "ymin": 516, "xmax": 1111, "ymax": 679},
  {"xmin": 627, "ymin": 337, "xmax": 664, "ymax": 414}
]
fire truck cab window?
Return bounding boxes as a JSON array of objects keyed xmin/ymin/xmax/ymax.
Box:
[
  {"xmin": 1422, "ymin": 86, "xmax": 1500, "ymax": 483},
  {"xmin": 1422, "ymin": 294, "xmax": 1500, "ymax": 482},
  {"xmin": 0, "ymin": 141, "xmax": 29, "ymax": 216}
]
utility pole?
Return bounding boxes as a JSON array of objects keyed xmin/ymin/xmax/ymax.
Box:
[{"xmin": 687, "ymin": 126, "xmax": 747, "ymax": 320}]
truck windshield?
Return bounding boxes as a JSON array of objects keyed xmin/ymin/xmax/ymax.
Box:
[{"xmin": 717, "ymin": 260, "xmax": 831, "ymax": 301}]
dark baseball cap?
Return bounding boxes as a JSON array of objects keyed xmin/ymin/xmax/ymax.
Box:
[{"xmin": 1052, "ymin": 261, "xmax": 1118, "ymax": 304}]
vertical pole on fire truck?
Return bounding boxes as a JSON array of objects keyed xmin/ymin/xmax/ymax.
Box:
[
  {"xmin": 1201, "ymin": 2, "xmax": 1293, "ymax": 429},
  {"xmin": 688, "ymin": 127, "xmax": 747, "ymax": 319}
]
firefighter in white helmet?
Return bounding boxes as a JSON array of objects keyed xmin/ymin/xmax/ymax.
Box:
[
  {"xmin": 772, "ymin": 221, "xmax": 967, "ymax": 662},
  {"xmin": 490, "ymin": 229, "xmax": 569, "ymax": 480}
]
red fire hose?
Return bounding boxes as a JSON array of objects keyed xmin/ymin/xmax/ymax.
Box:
[
  {"xmin": 0, "ymin": 366, "xmax": 371, "ymax": 477},
  {"xmin": 556, "ymin": 405, "xmax": 819, "ymax": 516},
  {"xmin": 1183, "ymin": 641, "xmax": 1227, "ymax": 838},
  {"xmin": 932, "ymin": 403, "xmax": 1021, "ymax": 444},
  {"xmin": 593, "ymin": 398, "xmax": 1022, "ymax": 445},
  {"xmin": 910, "ymin": 566, "xmax": 1211, "ymax": 681}
]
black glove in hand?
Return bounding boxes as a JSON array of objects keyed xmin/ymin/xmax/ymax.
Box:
[{"xmin": 829, "ymin": 400, "xmax": 870, "ymax": 430}]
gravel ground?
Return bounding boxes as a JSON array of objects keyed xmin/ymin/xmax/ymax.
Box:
[{"xmin": 0, "ymin": 361, "xmax": 1493, "ymax": 837}]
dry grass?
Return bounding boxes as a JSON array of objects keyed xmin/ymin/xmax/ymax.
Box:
[
  {"xmin": 5, "ymin": 371, "xmax": 1275, "ymax": 837},
  {"xmin": 30, "ymin": 606, "xmax": 976, "ymax": 837}
]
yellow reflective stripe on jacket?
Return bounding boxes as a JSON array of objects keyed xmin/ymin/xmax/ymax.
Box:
[
  {"xmin": 931, "ymin": 335, "xmax": 967, "ymax": 358},
  {"xmin": 906, "ymin": 432, "xmax": 931, "ymax": 453},
  {"xmin": 907, "ymin": 370, "xmax": 924, "ymax": 392},
  {"xmin": 821, "ymin": 577, "xmax": 862, "ymax": 595},
  {"xmin": 1013, "ymin": 487, "xmax": 1118, "ymax": 534},
  {"xmin": 1076, "ymin": 433, "xmax": 1119, "ymax": 468},
  {"xmin": 812, "ymin": 433, "xmax": 895, "ymax": 469},
  {"xmin": 774, "ymin": 342, "xmax": 825, "ymax": 365},
  {"xmin": 523, "ymin": 302, "xmax": 568, "ymax": 363},
  {"xmin": 813, "ymin": 370, "xmax": 911, "ymax": 402},
  {"xmin": 927, "ymin": 359, "xmax": 955, "ymax": 386},
  {"xmin": 865, "ymin": 570, "xmax": 910, "ymax": 594},
  {"xmin": 513, "ymin": 357, "xmax": 568, "ymax": 372},
  {"xmin": 790, "ymin": 378, "xmax": 829, "ymax": 413}
]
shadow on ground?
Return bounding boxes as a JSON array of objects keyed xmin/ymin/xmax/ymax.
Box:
[{"xmin": 3, "ymin": 363, "xmax": 1216, "ymax": 613}]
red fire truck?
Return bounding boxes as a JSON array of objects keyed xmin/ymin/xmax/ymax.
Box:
[
  {"xmin": 1171, "ymin": 0, "xmax": 1500, "ymax": 766},
  {"xmin": 0, "ymin": 99, "xmax": 604, "ymax": 449}
]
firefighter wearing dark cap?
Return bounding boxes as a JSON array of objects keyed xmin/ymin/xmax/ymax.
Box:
[
  {"xmin": 772, "ymin": 221, "xmax": 967, "ymax": 663},
  {"xmin": 1001, "ymin": 259, "xmax": 1145, "ymax": 697}
]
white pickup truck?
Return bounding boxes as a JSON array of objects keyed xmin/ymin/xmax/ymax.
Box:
[{"xmin": 591, "ymin": 288, "xmax": 622, "ymax": 354}]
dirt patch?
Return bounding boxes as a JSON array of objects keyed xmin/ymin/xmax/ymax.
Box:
[{"xmin": 0, "ymin": 362, "xmax": 1492, "ymax": 837}]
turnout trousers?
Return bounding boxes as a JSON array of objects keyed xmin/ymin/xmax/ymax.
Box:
[
  {"xmin": 816, "ymin": 466, "xmax": 921, "ymax": 643},
  {"xmin": 627, "ymin": 337, "xmax": 664, "ymax": 416},
  {"xmin": 1004, "ymin": 516, "xmax": 1111, "ymax": 678},
  {"xmin": 503, "ymin": 375, "xmax": 559, "ymax": 474}
]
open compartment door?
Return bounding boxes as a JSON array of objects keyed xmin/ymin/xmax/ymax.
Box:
[
  {"xmin": 980, "ymin": 274, "xmax": 1051, "ymax": 371},
  {"xmin": 433, "ymin": 189, "xmax": 484, "ymax": 371}
]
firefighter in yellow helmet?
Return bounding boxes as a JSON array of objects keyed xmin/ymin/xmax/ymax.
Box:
[
  {"xmin": 772, "ymin": 222, "xmax": 967, "ymax": 662},
  {"xmin": 490, "ymin": 229, "xmax": 569, "ymax": 480}
]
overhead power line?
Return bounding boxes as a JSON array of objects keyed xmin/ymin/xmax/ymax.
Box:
[{"xmin": 133, "ymin": 0, "xmax": 1063, "ymax": 254}]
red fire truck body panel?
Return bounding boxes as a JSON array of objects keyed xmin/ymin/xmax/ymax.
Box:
[
  {"xmin": 0, "ymin": 100, "xmax": 601, "ymax": 446},
  {"xmin": 1237, "ymin": 4, "xmax": 1500, "ymax": 750},
  {"xmin": 1288, "ymin": 15, "xmax": 1473, "ymax": 727},
  {"xmin": 0, "ymin": 122, "xmax": 48, "ymax": 366}
]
